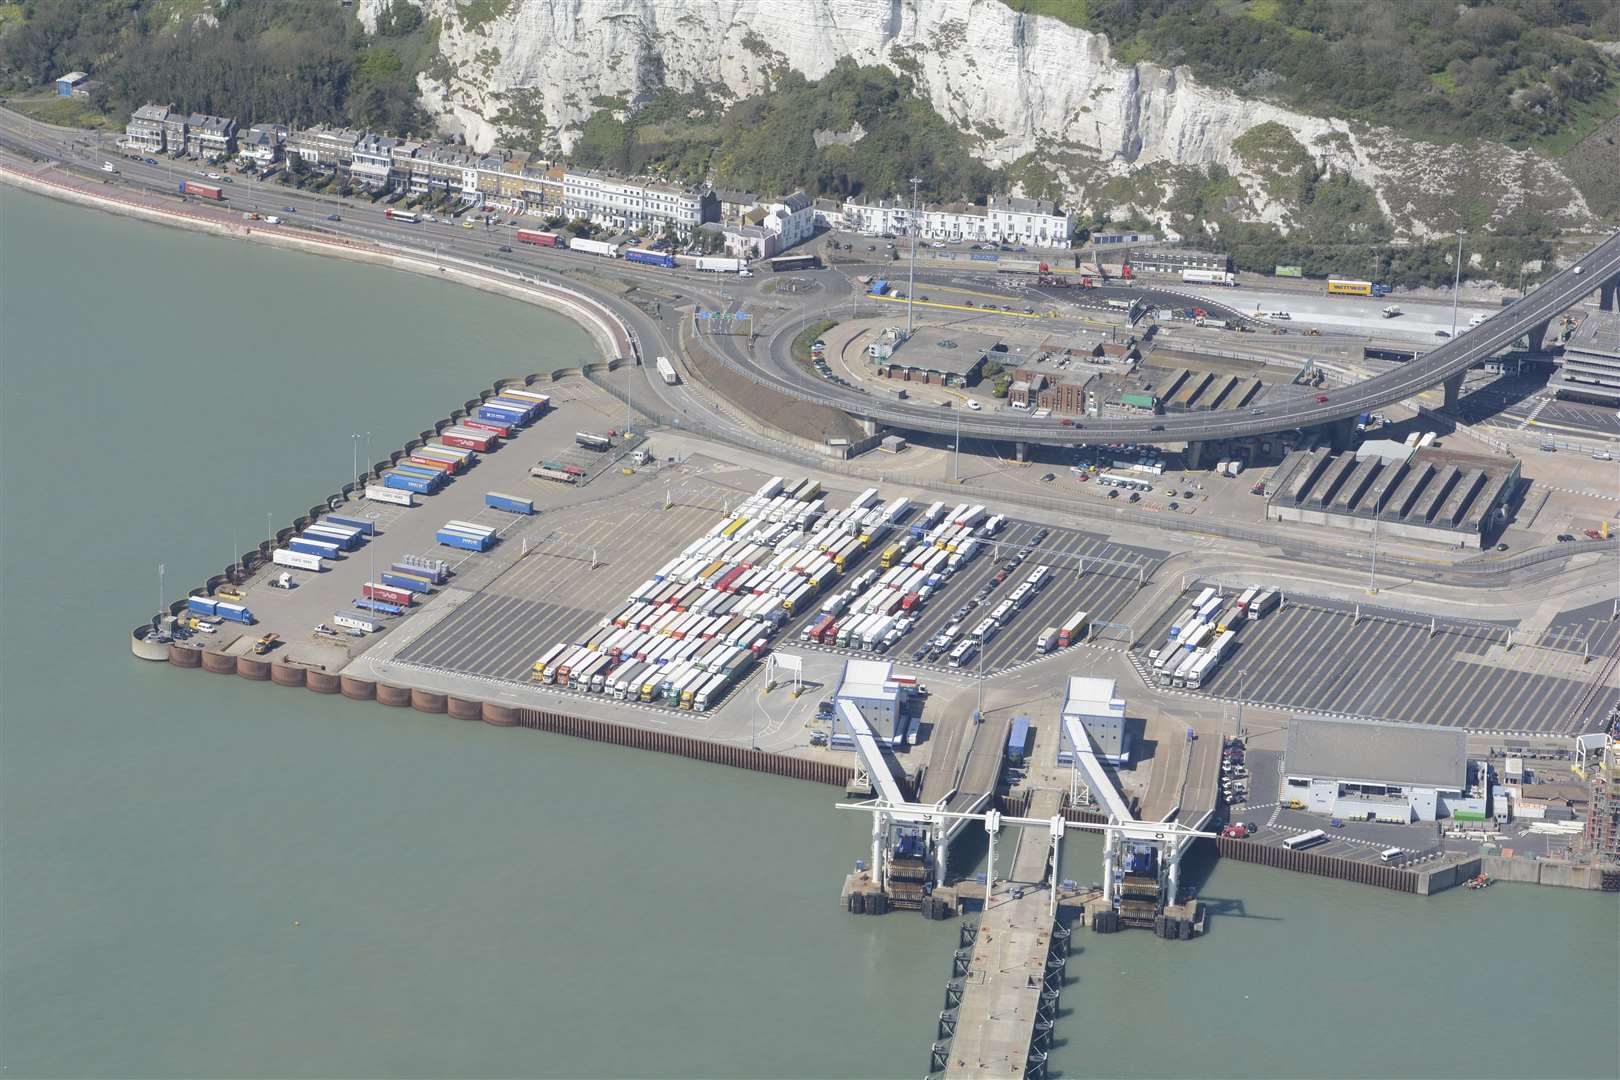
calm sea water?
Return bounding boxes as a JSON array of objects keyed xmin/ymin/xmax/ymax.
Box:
[{"xmin": 2, "ymin": 187, "xmax": 1614, "ymax": 1079}]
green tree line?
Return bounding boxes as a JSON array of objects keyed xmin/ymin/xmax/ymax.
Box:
[{"xmin": 0, "ymin": 0, "xmax": 433, "ymax": 134}]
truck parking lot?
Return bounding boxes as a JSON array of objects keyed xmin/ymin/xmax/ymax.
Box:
[
  {"xmin": 1136, "ymin": 588, "xmax": 1620, "ymax": 735},
  {"xmin": 788, "ymin": 518, "xmax": 1165, "ymax": 676}
]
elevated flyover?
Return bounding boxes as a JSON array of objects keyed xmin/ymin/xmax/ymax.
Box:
[{"xmin": 736, "ymin": 232, "xmax": 1620, "ymax": 447}]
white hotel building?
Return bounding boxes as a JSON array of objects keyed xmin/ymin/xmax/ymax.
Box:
[
  {"xmin": 562, "ymin": 170, "xmax": 713, "ymax": 237},
  {"xmin": 842, "ymin": 193, "xmax": 1072, "ymax": 250}
]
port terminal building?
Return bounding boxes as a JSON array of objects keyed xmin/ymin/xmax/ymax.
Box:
[
  {"xmin": 1055, "ymin": 676, "xmax": 1131, "ymax": 765},
  {"xmin": 1549, "ymin": 310, "xmax": 1620, "ymax": 405},
  {"xmin": 1266, "ymin": 442, "xmax": 1520, "ymax": 549},
  {"xmin": 1282, "ymin": 717, "xmax": 1483, "ymax": 823},
  {"xmin": 831, "ymin": 659, "xmax": 917, "ymax": 747}
]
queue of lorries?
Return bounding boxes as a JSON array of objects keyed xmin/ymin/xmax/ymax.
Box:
[
  {"xmin": 1149, "ymin": 585, "xmax": 1278, "ymax": 689},
  {"xmin": 802, "ymin": 506, "xmax": 1002, "ymax": 659},
  {"xmin": 528, "ymin": 482, "xmax": 1002, "ymax": 710}
]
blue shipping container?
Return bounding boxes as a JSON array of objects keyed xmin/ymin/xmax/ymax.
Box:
[
  {"xmin": 186, "ymin": 596, "xmax": 219, "ymax": 616},
  {"xmin": 383, "ymin": 474, "xmax": 435, "ymax": 495},
  {"xmin": 214, "ymin": 601, "xmax": 255, "ymax": 624},
  {"xmin": 289, "ymin": 537, "xmax": 342, "ymax": 559},
  {"xmin": 1006, "ymin": 715, "xmax": 1031, "ymax": 764},
  {"xmin": 380, "ymin": 571, "xmax": 433, "ymax": 594},
  {"xmin": 303, "ymin": 526, "xmax": 360, "ymax": 551},
  {"xmin": 485, "ymin": 492, "xmax": 534, "ymax": 515},
  {"xmin": 391, "ymin": 560, "xmax": 446, "ymax": 584},
  {"xmin": 322, "ymin": 515, "xmax": 377, "ymax": 536},
  {"xmin": 353, "ymin": 597, "xmax": 405, "ymax": 615},
  {"xmin": 436, "ymin": 530, "xmax": 492, "ymax": 552}
]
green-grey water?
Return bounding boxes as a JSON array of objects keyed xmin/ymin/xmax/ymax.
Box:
[{"xmin": 2, "ymin": 186, "xmax": 1615, "ymax": 1079}]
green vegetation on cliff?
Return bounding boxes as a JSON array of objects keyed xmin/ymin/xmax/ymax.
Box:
[
  {"xmin": 0, "ymin": 0, "xmax": 434, "ymax": 133},
  {"xmin": 1005, "ymin": 0, "xmax": 1619, "ymax": 147},
  {"xmin": 569, "ymin": 60, "xmax": 998, "ymax": 205}
]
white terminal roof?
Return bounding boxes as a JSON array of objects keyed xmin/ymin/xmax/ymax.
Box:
[
  {"xmin": 1062, "ymin": 676, "xmax": 1124, "ymax": 718},
  {"xmin": 838, "ymin": 658, "xmax": 899, "ymax": 701}
]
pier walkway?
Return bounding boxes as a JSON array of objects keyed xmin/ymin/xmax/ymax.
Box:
[{"xmin": 945, "ymin": 788, "xmax": 1066, "ymax": 1079}]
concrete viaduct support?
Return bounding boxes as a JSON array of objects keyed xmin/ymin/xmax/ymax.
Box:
[
  {"xmin": 1601, "ymin": 274, "xmax": 1618, "ymax": 313},
  {"xmin": 1014, "ymin": 441, "xmax": 1029, "ymax": 463},
  {"xmin": 1328, "ymin": 417, "xmax": 1357, "ymax": 451},
  {"xmin": 1528, "ymin": 318, "xmax": 1553, "ymax": 353},
  {"xmin": 1443, "ymin": 371, "xmax": 1466, "ymax": 411},
  {"xmin": 1186, "ymin": 441, "xmax": 1205, "ymax": 469}
]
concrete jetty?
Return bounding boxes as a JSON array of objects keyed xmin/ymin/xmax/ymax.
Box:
[{"xmin": 945, "ymin": 789, "xmax": 1067, "ymax": 1079}]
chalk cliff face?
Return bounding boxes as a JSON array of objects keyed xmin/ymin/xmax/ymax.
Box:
[{"xmin": 361, "ymin": 0, "xmax": 1595, "ymax": 238}]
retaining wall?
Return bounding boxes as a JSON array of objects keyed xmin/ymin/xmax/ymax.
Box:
[
  {"xmin": 514, "ymin": 708, "xmax": 854, "ymax": 787},
  {"xmin": 1216, "ymin": 835, "xmax": 1418, "ymax": 891}
]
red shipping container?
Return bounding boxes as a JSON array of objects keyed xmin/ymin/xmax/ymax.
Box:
[
  {"xmin": 463, "ymin": 417, "xmax": 512, "ymax": 438},
  {"xmin": 363, "ymin": 583, "xmax": 413, "ymax": 607}
]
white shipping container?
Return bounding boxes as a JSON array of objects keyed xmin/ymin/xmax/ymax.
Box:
[
  {"xmin": 273, "ymin": 548, "xmax": 323, "ymax": 572},
  {"xmin": 364, "ymin": 484, "xmax": 414, "ymax": 507}
]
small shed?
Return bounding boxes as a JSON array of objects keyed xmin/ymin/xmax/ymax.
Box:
[
  {"xmin": 56, "ymin": 71, "xmax": 89, "ymax": 96},
  {"xmin": 880, "ymin": 434, "xmax": 908, "ymax": 454}
]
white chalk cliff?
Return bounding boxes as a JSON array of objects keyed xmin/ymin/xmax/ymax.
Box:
[{"xmin": 361, "ymin": 0, "xmax": 1595, "ymax": 238}]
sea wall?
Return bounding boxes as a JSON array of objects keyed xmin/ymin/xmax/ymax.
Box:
[{"xmin": 152, "ymin": 645, "xmax": 853, "ymax": 788}]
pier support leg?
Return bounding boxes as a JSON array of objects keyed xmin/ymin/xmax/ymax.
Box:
[
  {"xmin": 872, "ymin": 810, "xmax": 885, "ymax": 893},
  {"xmin": 985, "ymin": 810, "xmax": 1001, "ymax": 904},
  {"xmin": 1442, "ymin": 371, "xmax": 1466, "ymax": 411},
  {"xmin": 1186, "ymin": 441, "xmax": 1205, "ymax": 469},
  {"xmin": 1166, "ymin": 847, "xmax": 1181, "ymax": 906},
  {"xmin": 1600, "ymin": 275, "xmax": 1618, "ymax": 313},
  {"xmin": 934, "ymin": 814, "xmax": 948, "ymax": 887},
  {"xmin": 1528, "ymin": 318, "xmax": 1552, "ymax": 353},
  {"xmin": 1014, "ymin": 441, "xmax": 1029, "ymax": 463},
  {"xmin": 858, "ymin": 417, "xmax": 880, "ymax": 438},
  {"xmin": 1102, "ymin": 829, "xmax": 1116, "ymax": 904}
]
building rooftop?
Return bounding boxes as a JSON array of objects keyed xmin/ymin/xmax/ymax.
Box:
[
  {"xmin": 1269, "ymin": 445, "xmax": 1517, "ymax": 534},
  {"xmin": 1285, "ymin": 716, "xmax": 1467, "ymax": 790},
  {"xmin": 837, "ymin": 658, "xmax": 900, "ymax": 701},
  {"xmin": 888, "ymin": 330, "xmax": 1001, "ymax": 377},
  {"xmin": 1563, "ymin": 310, "xmax": 1620, "ymax": 359},
  {"xmin": 130, "ymin": 103, "xmax": 171, "ymax": 122},
  {"xmin": 58, "ymin": 71, "xmax": 89, "ymax": 83},
  {"xmin": 713, "ymin": 188, "xmax": 758, "ymax": 205},
  {"xmin": 990, "ymin": 194, "xmax": 1064, "ymax": 216},
  {"xmin": 1062, "ymin": 676, "xmax": 1124, "ymax": 718}
]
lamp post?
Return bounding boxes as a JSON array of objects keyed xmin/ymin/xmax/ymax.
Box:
[
  {"xmin": 1449, "ymin": 229, "xmax": 1467, "ymax": 339},
  {"xmin": 906, "ymin": 177, "xmax": 921, "ymax": 340}
]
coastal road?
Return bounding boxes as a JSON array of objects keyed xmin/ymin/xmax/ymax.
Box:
[
  {"xmin": 7, "ymin": 107, "xmax": 1618, "ymax": 455},
  {"xmin": 0, "ymin": 109, "xmax": 810, "ymax": 460}
]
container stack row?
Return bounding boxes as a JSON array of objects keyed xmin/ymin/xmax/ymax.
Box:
[{"xmin": 370, "ymin": 389, "xmax": 550, "ymax": 504}]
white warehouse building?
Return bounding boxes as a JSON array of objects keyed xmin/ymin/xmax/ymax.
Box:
[
  {"xmin": 1283, "ymin": 717, "xmax": 1472, "ymax": 823},
  {"xmin": 1056, "ymin": 676, "xmax": 1130, "ymax": 765}
]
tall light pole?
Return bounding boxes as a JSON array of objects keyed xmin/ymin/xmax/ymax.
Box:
[
  {"xmin": 1449, "ymin": 229, "xmax": 1467, "ymax": 339},
  {"xmin": 1235, "ymin": 669, "xmax": 1248, "ymax": 742},
  {"xmin": 351, "ymin": 432, "xmax": 361, "ymax": 491},
  {"xmin": 906, "ymin": 177, "xmax": 921, "ymax": 340}
]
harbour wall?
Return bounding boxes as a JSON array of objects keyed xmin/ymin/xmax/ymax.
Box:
[{"xmin": 150, "ymin": 644, "xmax": 856, "ymax": 789}]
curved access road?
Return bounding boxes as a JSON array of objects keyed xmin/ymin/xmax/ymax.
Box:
[{"xmin": 731, "ymin": 234, "xmax": 1620, "ymax": 446}]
